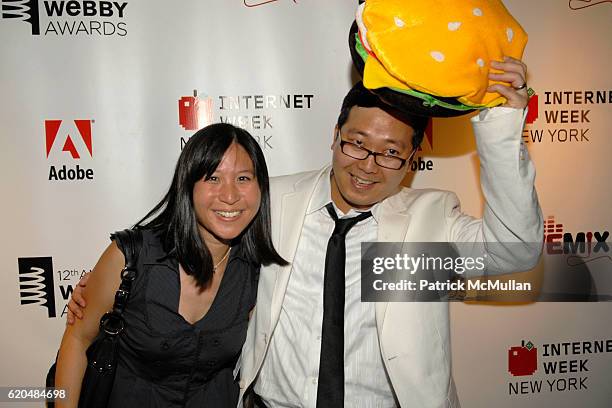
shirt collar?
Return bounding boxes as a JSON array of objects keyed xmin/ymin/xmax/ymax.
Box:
[{"xmin": 306, "ymin": 165, "xmax": 381, "ymax": 221}]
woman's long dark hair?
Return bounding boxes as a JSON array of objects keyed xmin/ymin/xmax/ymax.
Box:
[{"xmin": 135, "ymin": 123, "xmax": 287, "ymax": 287}]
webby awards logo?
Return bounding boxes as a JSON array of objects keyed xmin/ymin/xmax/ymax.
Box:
[
  {"xmin": 17, "ymin": 257, "xmax": 56, "ymax": 317},
  {"xmin": 1, "ymin": 0, "xmax": 39, "ymax": 34},
  {"xmin": 45, "ymin": 119, "xmax": 96, "ymax": 181},
  {"xmin": 1, "ymin": 0, "xmax": 128, "ymax": 37},
  {"xmin": 17, "ymin": 256, "xmax": 90, "ymax": 318}
]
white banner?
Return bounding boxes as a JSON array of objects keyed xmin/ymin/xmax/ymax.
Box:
[{"xmin": 1, "ymin": 0, "xmax": 610, "ymax": 407}]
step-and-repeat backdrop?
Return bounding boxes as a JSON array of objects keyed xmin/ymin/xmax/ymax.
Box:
[{"xmin": 1, "ymin": 0, "xmax": 610, "ymax": 407}]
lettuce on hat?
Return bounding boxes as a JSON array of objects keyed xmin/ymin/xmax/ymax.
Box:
[{"xmin": 352, "ymin": 0, "xmax": 528, "ymax": 114}]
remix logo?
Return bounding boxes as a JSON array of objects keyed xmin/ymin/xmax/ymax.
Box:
[
  {"xmin": 1, "ymin": 0, "xmax": 40, "ymax": 34},
  {"xmin": 45, "ymin": 119, "xmax": 95, "ymax": 181},
  {"xmin": 569, "ymin": 0, "xmax": 612, "ymax": 10},
  {"xmin": 544, "ymin": 216, "xmax": 610, "ymax": 262},
  {"xmin": 509, "ymin": 340, "xmax": 538, "ymax": 377},
  {"xmin": 17, "ymin": 257, "xmax": 56, "ymax": 318},
  {"xmin": 178, "ymin": 90, "xmax": 214, "ymax": 132}
]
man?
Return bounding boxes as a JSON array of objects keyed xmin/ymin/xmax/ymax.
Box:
[{"xmin": 69, "ymin": 58, "xmax": 542, "ymax": 407}]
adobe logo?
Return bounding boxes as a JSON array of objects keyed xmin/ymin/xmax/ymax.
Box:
[
  {"xmin": 45, "ymin": 119, "xmax": 93, "ymax": 159},
  {"xmin": 178, "ymin": 90, "xmax": 214, "ymax": 131},
  {"xmin": 508, "ymin": 340, "xmax": 538, "ymax": 376}
]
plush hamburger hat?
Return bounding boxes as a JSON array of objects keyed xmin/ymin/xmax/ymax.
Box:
[{"xmin": 351, "ymin": 0, "xmax": 528, "ymax": 117}]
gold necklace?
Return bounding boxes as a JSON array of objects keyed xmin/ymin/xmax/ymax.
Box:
[{"xmin": 213, "ymin": 247, "xmax": 231, "ymax": 271}]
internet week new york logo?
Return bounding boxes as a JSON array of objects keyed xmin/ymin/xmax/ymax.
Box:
[
  {"xmin": 522, "ymin": 90, "xmax": 611, "ymax": 144},
  {"xmin": 1, "ymin": 0, "xmax": 128, "ymax": 36},
  {"xmin": 507, "ymin": 338, "xmax": 612, "ymax": 396},
  {"xmin": 45, "ymin": 118, "xmax": 96, "ymax": 181},
  {"xmin": 177, "ymin": 88, "xmax": 315, "ymax": 152},
  {"xmin": 18, "ymin": 256, "xmax": 90, "ymax": 318}
]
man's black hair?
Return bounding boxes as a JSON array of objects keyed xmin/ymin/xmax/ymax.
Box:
[{"xmin": 337, "ymin": 81, "xmax": 429, "ymax": 150}]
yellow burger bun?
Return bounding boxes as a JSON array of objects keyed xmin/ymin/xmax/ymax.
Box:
[{"xmin": 361, "ymin": 0, "xmax": 528, "ymax": 107}]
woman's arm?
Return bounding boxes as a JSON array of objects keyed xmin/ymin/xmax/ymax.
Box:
[{"xmin": 55, "ymin": 242, "xmax": 125, "ymax": 408}]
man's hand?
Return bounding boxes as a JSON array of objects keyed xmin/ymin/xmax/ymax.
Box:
[
  {"xmin": 66, "ymin": 273, "xmax": 89, "ymax": 325},
  {"xmin": 488, "ymin": 56, "xmax": 529, "ymax": 110}
]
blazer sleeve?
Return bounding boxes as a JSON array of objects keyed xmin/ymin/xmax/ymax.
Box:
[{"xmin": 444, "ymin": 107, "xmax": 544, "ymax": 272}]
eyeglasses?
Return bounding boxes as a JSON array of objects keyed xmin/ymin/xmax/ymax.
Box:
[{"xmin": 337, "ymin": 131, "xmax": 416, "ymax": 170}]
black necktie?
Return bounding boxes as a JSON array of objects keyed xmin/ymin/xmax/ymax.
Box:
[{"xmin": 316, "ymin": 203, "xmax": 372, "ymax": 408}]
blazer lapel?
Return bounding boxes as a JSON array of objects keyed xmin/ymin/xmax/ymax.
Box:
[
  {"xmin": 269, "ymin": 170, "xmax": 324, "ymax": 330},
  {"xmin": 278, "ymin": 190, "xmax": 310, "ymax": 264},
  {"xmin": 375, "ymin": 194, "xmax": 412, "ymax": 333}
]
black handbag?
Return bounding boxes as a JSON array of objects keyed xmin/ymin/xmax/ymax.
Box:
[{"xmin": 46, "ymin": 229, "xmax": 142, "ymax": 408}]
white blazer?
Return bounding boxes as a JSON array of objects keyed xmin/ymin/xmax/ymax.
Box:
[{"xmin": 237, "ymin": 108, "xmax": 543, "ymax": 407}]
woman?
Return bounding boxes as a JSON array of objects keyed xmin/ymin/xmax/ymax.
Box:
[{"xmin": 55, "ymin": 123, "xmax": 286, "ymax": 407}]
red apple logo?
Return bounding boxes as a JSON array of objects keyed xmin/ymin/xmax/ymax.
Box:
[
  {"xmin": 178, "ymin": 90, "xmax": 214, "ymax": 131},
  {"xmin": 508, "ymin": 340, "xmax": 537, "ymax": 376},
  {"xmin": 525, "ymin": 94, "xmax": 539, "ymax": 124}
]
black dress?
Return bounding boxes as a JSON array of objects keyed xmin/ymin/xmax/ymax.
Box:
[{"xmin": 106, "ymin": 229, "xmax": 258, "ymax": 408}]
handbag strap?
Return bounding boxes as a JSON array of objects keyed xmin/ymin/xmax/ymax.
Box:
[{"xmin": 100, "ymin": 229, "xmax": 143, "ymax": 335}]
